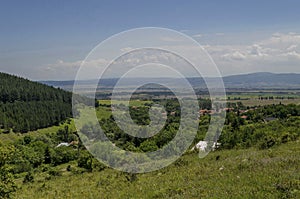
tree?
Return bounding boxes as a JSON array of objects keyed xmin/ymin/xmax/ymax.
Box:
[
  {"xmin": 44, "ymin": 146, "xmax": 52, "ymax": 164},
  {"xmin": 23, "ymin": 135, "xmax": 32, "ymax": 145},
  {"xmin": 0, "ymin": 146, "xmax": 17, "ymax": 198},
  {"xmin": 78, "ymin": 151, "xmax": 93, "ymax": 171},
  {"xmin": 139, "ymin": 140, "xmax": 158, "ymax": 152},
  {"xmin": 0, "ymin": 166, "xmax": 17, "ymax": 198},
  {"xmin": 23, "ymin": 171, "xmax": 34, "ymax": 183}
]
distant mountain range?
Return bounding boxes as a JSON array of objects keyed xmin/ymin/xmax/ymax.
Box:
[
  {"xmin": 40, "ymin": 72, "xmax": 300, "ymax": 91},
  {"xmin": 222, "ymin": 72, "xmax": 300, "ymax": 88}
]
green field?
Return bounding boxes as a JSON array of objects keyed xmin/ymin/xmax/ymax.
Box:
[
  {"xmin": 15, "ymin": 140, "xmax": 300, "ymax": 198},
  {"xmin": 228, "ymin": 98, "xmax": 300, "ymax": 106},
  {"xmin": 95, "ymin": 100, "xmax": 152, "ymax": 120},
  {"xmin": 99, "ymin": 100, "xmax": 152, "ymax": 106},
  {"xmin": 226, "ymin": 92, "xmax": 300, "ymax": 106}
]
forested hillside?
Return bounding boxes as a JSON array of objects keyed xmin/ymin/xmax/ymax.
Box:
[{"xmin": 0, "ymin": 72, "xmax": 72, "ymax": 133}]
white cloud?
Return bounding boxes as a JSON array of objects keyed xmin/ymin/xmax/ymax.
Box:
[
  {"xmin": 258, "ymin": 32, "xmax": 300, "ymax": 48},
  {"xmin": 43, "ymin": 58, "xmax": 110, "ymax": 80},
  {"xmin": 286, "ymin": 44, "xmax": 297, "ymax": 51},
  {"xmin": 120, "ymin": 47, "xmax": 134, "ymax": 53},
  {"xmin": 282, "ymin": 51, "xmax": 300, "ymax": 59},
  {"xmin": 222, "ymin": 51, "xmax": 246, "ymax": 61},
  {"xmin": 203, "ymin": 32, "xmax": 300, "ymax": 75},
  {"xmin": 47, "ymin": 58, "xmax": 109, "ymax": 70},
  {"xmin": 247, "ymin": 44, "xmax": 268, "ymax": 57},
  {"xmin": 192, "ymin": 34, "xmax": 203, "ymax": 38},
  {"xmin": 47, "ymin": 59, "xmax": 82, "ymax": 69},
  {"xmin": 43, "ymin": 32, "xmax": 300, "ymax": 79}
]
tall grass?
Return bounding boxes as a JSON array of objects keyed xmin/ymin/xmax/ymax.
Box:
[{"xmin": 16, "ymin": 140, "xmax": 300, "ymax": 199}]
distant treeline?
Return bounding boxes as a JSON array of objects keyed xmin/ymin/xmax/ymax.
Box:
[{"xmin": 0, "ymin": 72, "xmax": 72, "ymax": 133}]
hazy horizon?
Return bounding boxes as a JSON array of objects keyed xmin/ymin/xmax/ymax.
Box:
[{"xmin": 1, "ymin": 70, "xmax": 300, "ymax": 82}]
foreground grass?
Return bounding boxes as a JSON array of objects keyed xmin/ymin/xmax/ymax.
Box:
[{"xmin": 16, "ymin": 140, "xmax": 300, "ymax": 199}]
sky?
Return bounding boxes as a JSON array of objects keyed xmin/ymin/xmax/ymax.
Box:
[{"xmin": 1, "ymin": 0, "xmax": 300, "ymax": 80}]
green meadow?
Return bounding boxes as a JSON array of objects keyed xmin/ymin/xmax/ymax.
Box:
[{"xmin": 15, "ymin": 140, "xmax": 300, "ymax": 199}]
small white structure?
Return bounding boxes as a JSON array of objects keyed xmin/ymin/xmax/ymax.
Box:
[
  {"xmin": 56, "ymin": 142, "xmax": 70, "ymax": 148},
  {"xmin": 195, "ymin": 141, "xmax": 208, "ymax": 151},
  {"xmin": 192, "ymin": 141, "xmax": 220, "ymax": 152}
]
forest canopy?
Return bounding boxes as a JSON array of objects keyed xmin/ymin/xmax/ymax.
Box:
[{"xmin": 0, "ymin": 72, "xmax": 72, "ymax": 133}]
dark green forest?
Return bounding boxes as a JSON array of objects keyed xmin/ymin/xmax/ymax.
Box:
[{"xmin": 0, "ymin": 72, "xmax": 72, "ymax": 133}]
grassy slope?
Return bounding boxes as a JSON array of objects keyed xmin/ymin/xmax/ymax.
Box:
[
  {"xmin": 16, "ymin": 140, "xmax": 300, "ymax": 199},
  {"xmin": 0, "ymin": 120, "xmax": 75, "ymax": 146}
]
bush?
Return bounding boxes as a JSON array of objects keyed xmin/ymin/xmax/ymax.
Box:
[
  {"xmin": 0, "ymin": 166, "xmax": 17, "ymax": 198},
  {"xmin": 92, "ymin": 159, "xmax": 106, "ymax": 172},
  {"xmin": 40, "ymin": 164, "xmax": 50, "ymax": 172},
  {"xmin": 77, "ymin": 151, "xmax": 93, "ymax": 171},
  {"xmin": 23, "ymin": 171, "xmax": 34, "ymax": 183},
  {"xmin": 66, "ymin": 165, "xmax": 72, "ymax": 171},
  {"xmin": 11, "ymin": 159, "xmax": 31, "ymax": 174},
  {"xmin": 51, "ymin": 146, "xmax": 77, "ymax": 166},
  {"xmin": 23, "ymin": 136, "xmax": 32, "ymax": 145},
  {"xmin": 259, "ymin": 135, "xmax": 277, "ymax": 149}
]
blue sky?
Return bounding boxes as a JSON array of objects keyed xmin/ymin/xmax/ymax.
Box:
[{"xmin": 1, "ymin": 0, "xmax": 300, "ymax": 80}]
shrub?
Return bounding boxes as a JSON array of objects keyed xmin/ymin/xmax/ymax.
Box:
[
  {"xmin": 92, "ymin": 159, "xmax": 106, "ymax": 172},
  {"xmin": 77, "ymin": 151, "xmax": 93, "ymax": 171},
  {"xmin": 0, "ymin": 166, "xmax": 17, "ymax": 198},
  {"xmin": 259, "ymin": 135, "xmax": 277, "ymax": 149},
  {"xmin": 11, "ymin": 159, "xmax": 31, "ymax": 174},
  {"xmin": 66, "ymin": 165, "xmax": 72, "ymax": 171},
  {"xmin": 23, "ymin": 136, "xmax": 32, "ymax": 145},
  {"xmin": 51, "ymin": 146, "xmax": 77, "ymax": 166},
  {"xmin": 23, "ymin": 171, "xmax": 34, "ymax": 183}
]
